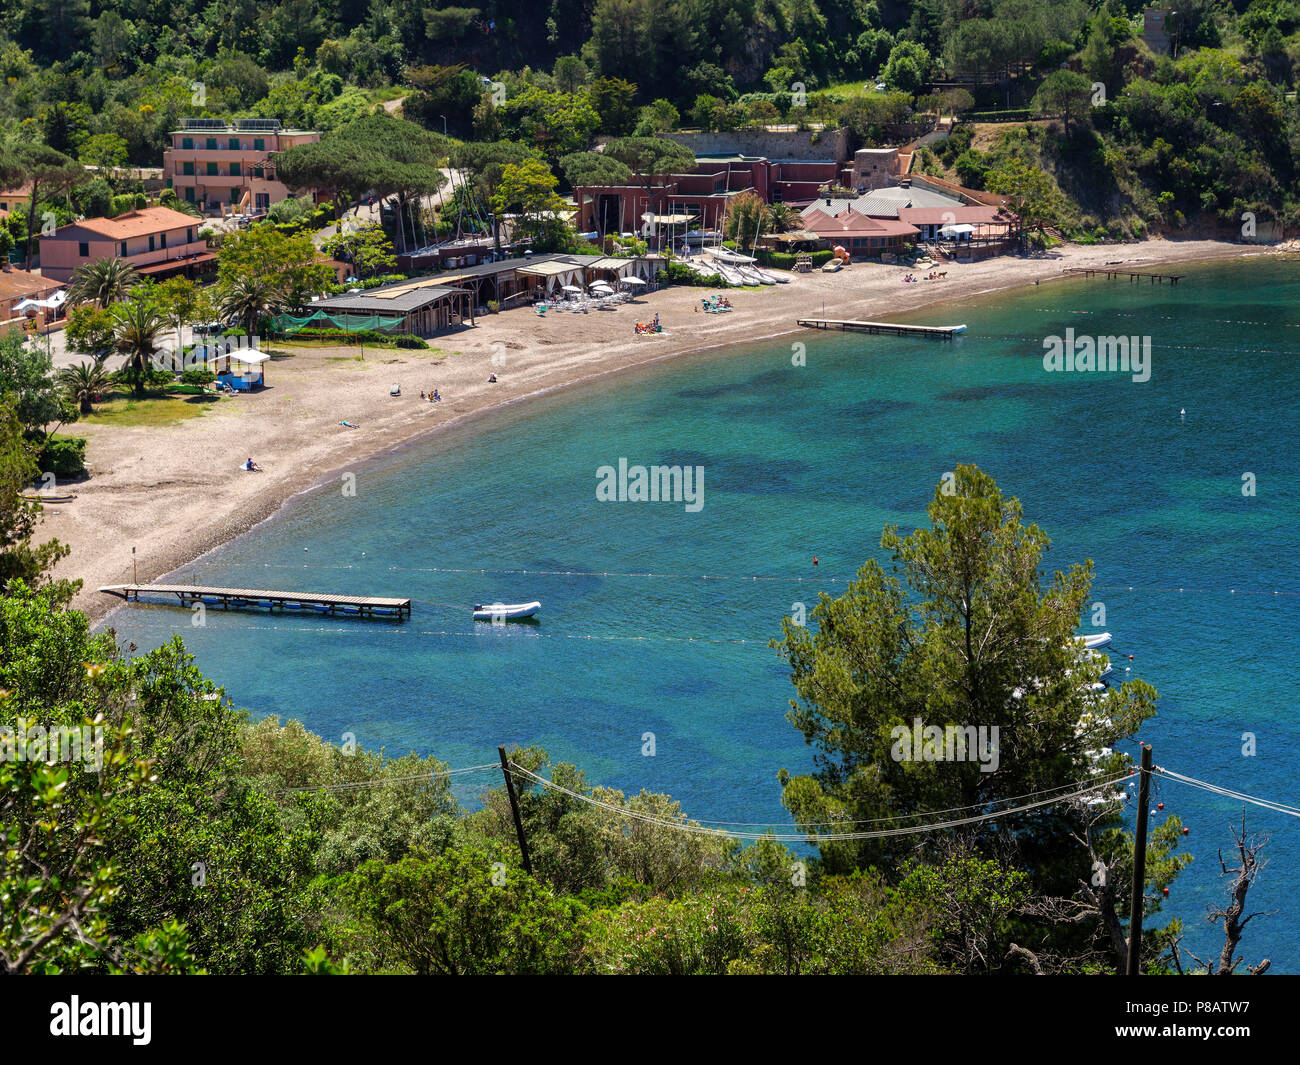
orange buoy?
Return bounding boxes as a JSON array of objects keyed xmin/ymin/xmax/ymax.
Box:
[
  {"xmin": 1157, "ymin": 802, "xmax": 1164, "ymax": 810},
  {"xmin": 812, "ymin": 556, "xmax": 818, "ymax": 566}
]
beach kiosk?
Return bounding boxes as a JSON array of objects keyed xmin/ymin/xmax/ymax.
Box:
[{"xmin": 205, "ymin": 348, "xmax": 269, "ymax": 392}]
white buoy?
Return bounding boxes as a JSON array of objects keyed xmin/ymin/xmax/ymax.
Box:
[{"xmin": 1180, "ymin": 408, "xmax": 1185, "ymax": 416}]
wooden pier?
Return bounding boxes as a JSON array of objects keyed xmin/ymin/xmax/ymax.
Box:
[
  {"xmin": 99, "ymin": 584, "xmax": 412, "ymax": 620},
  {"xmin": 1063, "ymin": 267, "xmax": 1183, "ymax": 285},
  {"xmin": 796, "ymin": 318, "xmax": 967, "ymax": 338}
]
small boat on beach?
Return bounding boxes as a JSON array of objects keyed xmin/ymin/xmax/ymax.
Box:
[
  {"xmin": 473, "ymin": 601, "xmax": 541, "ymax": 621},
  {"xmin": 21, "ymin": 493, "xmax": 76, "ymax": 504}
]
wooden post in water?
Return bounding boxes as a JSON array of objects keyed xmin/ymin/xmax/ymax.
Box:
[
  {"xmin": 1126, "ymin": 744, "xmax": 1154, "ymax": 975},
  {"xmin": 498, "ymin": 744, "xmax": 532, "ymax": 876}
]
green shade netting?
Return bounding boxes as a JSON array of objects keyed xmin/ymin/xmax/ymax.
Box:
[{"xmin": 274, "ymin": 310, "xmax": 405, "ymax": 334}]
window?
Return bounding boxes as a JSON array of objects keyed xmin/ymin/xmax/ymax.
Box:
[
  {"xmin": 207, "ymin": 162, "xmax": 218, "ymax": 176},
  {"xmin": 187, "ymin": 228, "xmax": 194, "ymax": 242},
  {"xmin": 253, "ymin": 138, "xmax": 265, "ymax": 151},
  {"xmin": 182, "ymin": 161, "xmax": 194, "ymax": 175},
  {"xmin": 184, "ymin": 187, "xmax": 194, "ymax": 203},
  {"xmin": 229, "ymin": 162, "xmax": 240, "ymax": 177},
  {"xmin": 148, "ymin": 235, "xmax": 155, "ymax": 252},
  {"xmin": 78, "ymin": 241, "xmax": 89, "ymax": 257},
  {"xmin": 160, "ymin": 232, "xmax": 168, "ymax": 249},
  {"xmin": 119, "ymin": 241, "xmax": 127, "ymax": 256},
  {"xmin": 229, "ymin": 137, "xmax": 239, "ymax": 150},
  {"xmin": 205, "ymin": 138, "xmax": 217, "ymax": 150},
  {"xmin": 182, "ymin": 137, "xmax": 193, "ymax": 150}
]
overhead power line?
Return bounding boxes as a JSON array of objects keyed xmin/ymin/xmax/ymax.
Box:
[
  {"xmin": 505, "ymin": 762, "xmax": 1132, "ymax": 843},
  {"xmin": 1155, "ymin": 766, "xmax": 1300, "ymax": 819}
]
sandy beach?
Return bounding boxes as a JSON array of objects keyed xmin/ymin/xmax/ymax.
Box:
[{"xmin": 43, "ymin": 237, "xmax": 1279, "ymax": 623}]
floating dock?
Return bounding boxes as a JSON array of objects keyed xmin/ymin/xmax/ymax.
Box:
[
  {"xmin": 99, "ymin": 584, "xmax": 412, "ymax": 620},
  {"xmin": 1063, "ymin": 267, "xmax": 1183, "ymax": 285},
  {"xmin": 796, "ymin": 318, "xmax": 966, "ymax": 338}
]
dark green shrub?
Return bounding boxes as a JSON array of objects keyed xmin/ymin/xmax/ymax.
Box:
[
  {"xmin": 661, "ymin": 261, "xmax": 727, "ymax": 287},
  {"xmin": 38, "ymin": 436, "xmax": 87, "ymax": 478}
]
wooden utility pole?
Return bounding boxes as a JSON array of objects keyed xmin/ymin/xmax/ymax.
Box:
[
  {"xmin": 497, "ymin": 744, "xmax": 532, "ymax": 876},
  {"xmin": 1126, "ymin": 743, "xmax": 1154, "ymax": 975}
]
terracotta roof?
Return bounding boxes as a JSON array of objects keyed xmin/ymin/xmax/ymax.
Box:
[
  {"xmin": 0, "ymin": 268, "xmax": 60, "ymax": 302},
  {"xmin": 803, "ymin": 207, "xmax": 918, "ymax": 238},
  {"xmin": 67, "ymin": 207, "xmax": 201, "ymax": 239},
  {"xmin": 897, "ymin": 205, "xmax": 1008, "ymax": 225}
]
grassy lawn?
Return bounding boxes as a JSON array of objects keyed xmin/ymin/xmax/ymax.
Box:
[
  {"xmin": 82, "ymin": 391, "xmax": 222, "ymax": 427},
  {"xmin": 822, "ymin": 79, "xmax": 874, "ymax": 96}
]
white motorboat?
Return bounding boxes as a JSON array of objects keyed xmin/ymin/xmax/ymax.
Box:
[
  {"xmin": 473, "ymin": 601, "xmax": 540, "ymax": 621},
  {"xmin": 1077, "ymin": 632, "xmax": 1112, "ymax": 649}
]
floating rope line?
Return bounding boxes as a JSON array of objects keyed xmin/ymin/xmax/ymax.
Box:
[
  {"xmin": 1155, "ymin": 767, "xmax": 1300, "ymax": 819},
  {"xmin": 171, "ymin": 560, "xmax": 1300, "ymax": 599},
  {"xmin": 505, "ymin": 763, "xmax": 1130, "ymax": 843},
  {"xmin": 132, "ymin": 619, "xmax": 772, "ymax": 646},
  {"xmin": 942, "ymin": 331, "xmax": 1300, "ymax": 357},
  {"xmin": 1032, "ymin": 308, "xmax": 1300, "ymax": 329},
  {"xmin": 280, "ymin": 762, "xmax": 500, "ymax": 794}
]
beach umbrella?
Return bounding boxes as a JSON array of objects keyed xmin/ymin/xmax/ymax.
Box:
[
  {"xmin": 621, "ymin": 277, "xmax": 646, "ymax": 286},
  {"xmin": 561, "ymin": 284, "xmax": 583, "ymax": 293},
  {"xmin": 590, "ymin": 282, "xmax": 613, "ymax": 292}
]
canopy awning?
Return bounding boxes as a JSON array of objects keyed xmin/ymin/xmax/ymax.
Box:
[
  {"xmin": 939, "ymin": 223, "xmax": 975, "ymax": 236},
  {"xmin": 12, "ymin": 290, "xmax": 66, "ymax": 311},
  {"xmin": 519, "ymin": 262, "xmax": 581, "ymax": 279},
  {"xmin": 205, "ymin": 349, "xmax": 271, "ymax": 367},
  {"xmin": 642, "ymin": 213, "xmax": 694, "ymax": 224}
]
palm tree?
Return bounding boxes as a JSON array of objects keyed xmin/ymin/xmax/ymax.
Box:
[
  {"xmin": 57, "ymin": 358, "xmax": 114, "ymax": 415},
  {"xmin": 218, "ymin": 275, "xmax": 285, "ymax": 338},
  {"xmin": 764, "ymin": 203, "xmax": 802, "ymax": 234},
  {"xmin": 111, "ymin": 299, "xmax": 166, "ymax": 397},
  {"xmin": 67, "ymin": 256, "xmax": 141, "ymax": 309}
]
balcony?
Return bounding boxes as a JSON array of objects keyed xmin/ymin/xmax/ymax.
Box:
[{"xmin": 124, "ymin": 242, "xmax": 209, "ymax": 269}]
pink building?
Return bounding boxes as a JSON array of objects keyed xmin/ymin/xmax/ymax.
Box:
[
  {"xmin": 163, "ymin": 119, "xmax": 319, "ymax": 215},
  {"xmin": 38, "ymin": 206, "xmax": 214, "ymax": 284}
]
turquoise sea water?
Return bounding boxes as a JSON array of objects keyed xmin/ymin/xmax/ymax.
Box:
[{"xmin": 106, "ymin": 257, "xmax": 1300, "ymax": 970}]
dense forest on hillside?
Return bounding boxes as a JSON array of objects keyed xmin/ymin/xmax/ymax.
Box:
[{"xmin": 3, "ymin": 0, "xmax": 1300, "ymax": 241}]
